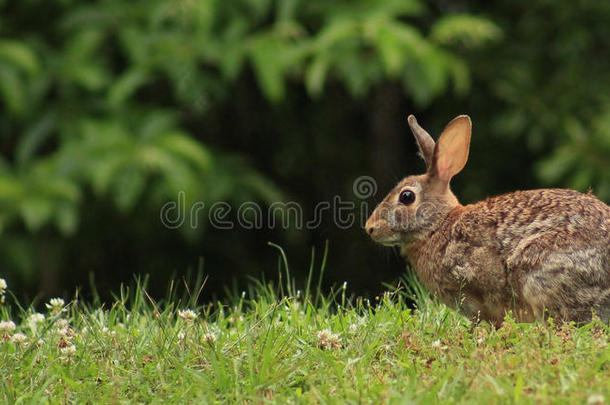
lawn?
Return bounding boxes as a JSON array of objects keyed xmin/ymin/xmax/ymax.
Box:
[{"xmin": 1, "ymin": 260, "xmax": 609, "ymax": 404}]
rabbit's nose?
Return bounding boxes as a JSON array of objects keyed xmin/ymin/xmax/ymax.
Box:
[{"xmin": 365, "ymin": 217, "xmax": 377, "ymax": 235}]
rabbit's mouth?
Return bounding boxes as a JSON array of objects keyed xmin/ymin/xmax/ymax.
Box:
[
  {"xmin": 365, "ymin": 215, "xmax": 405, "ymax": 246},
  {"xmin": 376, "ymin": 236, "xmax": 402, "ymax": 247}
]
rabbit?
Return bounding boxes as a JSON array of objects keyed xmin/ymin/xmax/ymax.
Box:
[{"xmin": 365, "ymin": 114, "xmax": 610, "ymax": 325}]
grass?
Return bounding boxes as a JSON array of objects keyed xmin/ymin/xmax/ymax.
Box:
[{"xmin": 1, "ymin": 250, "xmax": 609, "ymax": 404}]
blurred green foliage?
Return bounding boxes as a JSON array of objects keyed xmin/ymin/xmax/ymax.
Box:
[{"xmin": 1, "ymin": 0, "xmax": 609, "ymax": 300}]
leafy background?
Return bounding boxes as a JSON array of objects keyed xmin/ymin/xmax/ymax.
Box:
[{"xmin": 1, "ymin": 0, "xmax": 609, "ymax": 302}]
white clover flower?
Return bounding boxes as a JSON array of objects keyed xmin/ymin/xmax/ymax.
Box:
[
  {"xmin": 316, "ymin": 329, "xmax": 342, "ymax": 350},
  {"xmin": 60, "ymin": 344, "xmax": 77, "ymax": 356},
  {"xmin": 48, "ymin": 298, "xmax": 65, "ymax": 308},
  {"xmin": 178, "ymin": 309, "xmax": 198, "ymax": 322},
  {"xmin": 177, "ymin": 331, "xmax": 186, "ymax": 342},
  {"xmin": 55, "ymin": 319, "xmax": 69, "ymax": 330},
  {"xmin": 202, "ymin": 332, "xmax": 217, "ymax": 344},
  {"xmin": 0, "ymin": 320, "xmax": 16, "ymax": 333},
  {"xmin": 587, "ymin": 394, "xmax": 605, "ymax": 405},
  {"xmin": 11, "ymin": 333, "xmax": 27, "ymax": 344},
  {"xmin": 46, "ymin": 298, "xmax": 65, "ymax": 315},
  {"xmin": 0, "ymin": 278, "xmax": 7, "ymax": 295},
  {"xmin": 28, "ymin": 313, "xmax": 45, "ymax": 325},
  {"xmin": 55, "ymin": 328, "xmax": 71, "ymax": 339},
  {"xmin": 431, "ymin": 339, "xmax": 448, "ymax": 350}
]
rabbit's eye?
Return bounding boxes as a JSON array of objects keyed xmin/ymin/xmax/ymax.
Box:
[{"xmin": 398, "ymin": 189, "xmax": 415, "ymax": 205}]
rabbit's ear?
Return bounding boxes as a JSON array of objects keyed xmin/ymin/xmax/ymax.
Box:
[
  {"xmin": 430, "ymin": 115, "xmax": 471, "ymax": 184},
  {"xmin": 407, "ymin": 115, "xmax": 435, "ymax": 170}
]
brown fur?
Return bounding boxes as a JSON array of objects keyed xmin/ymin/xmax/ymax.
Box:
[{"xmin": 366, "ymin": 115, "xmax": 610, "ymax": 325}]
